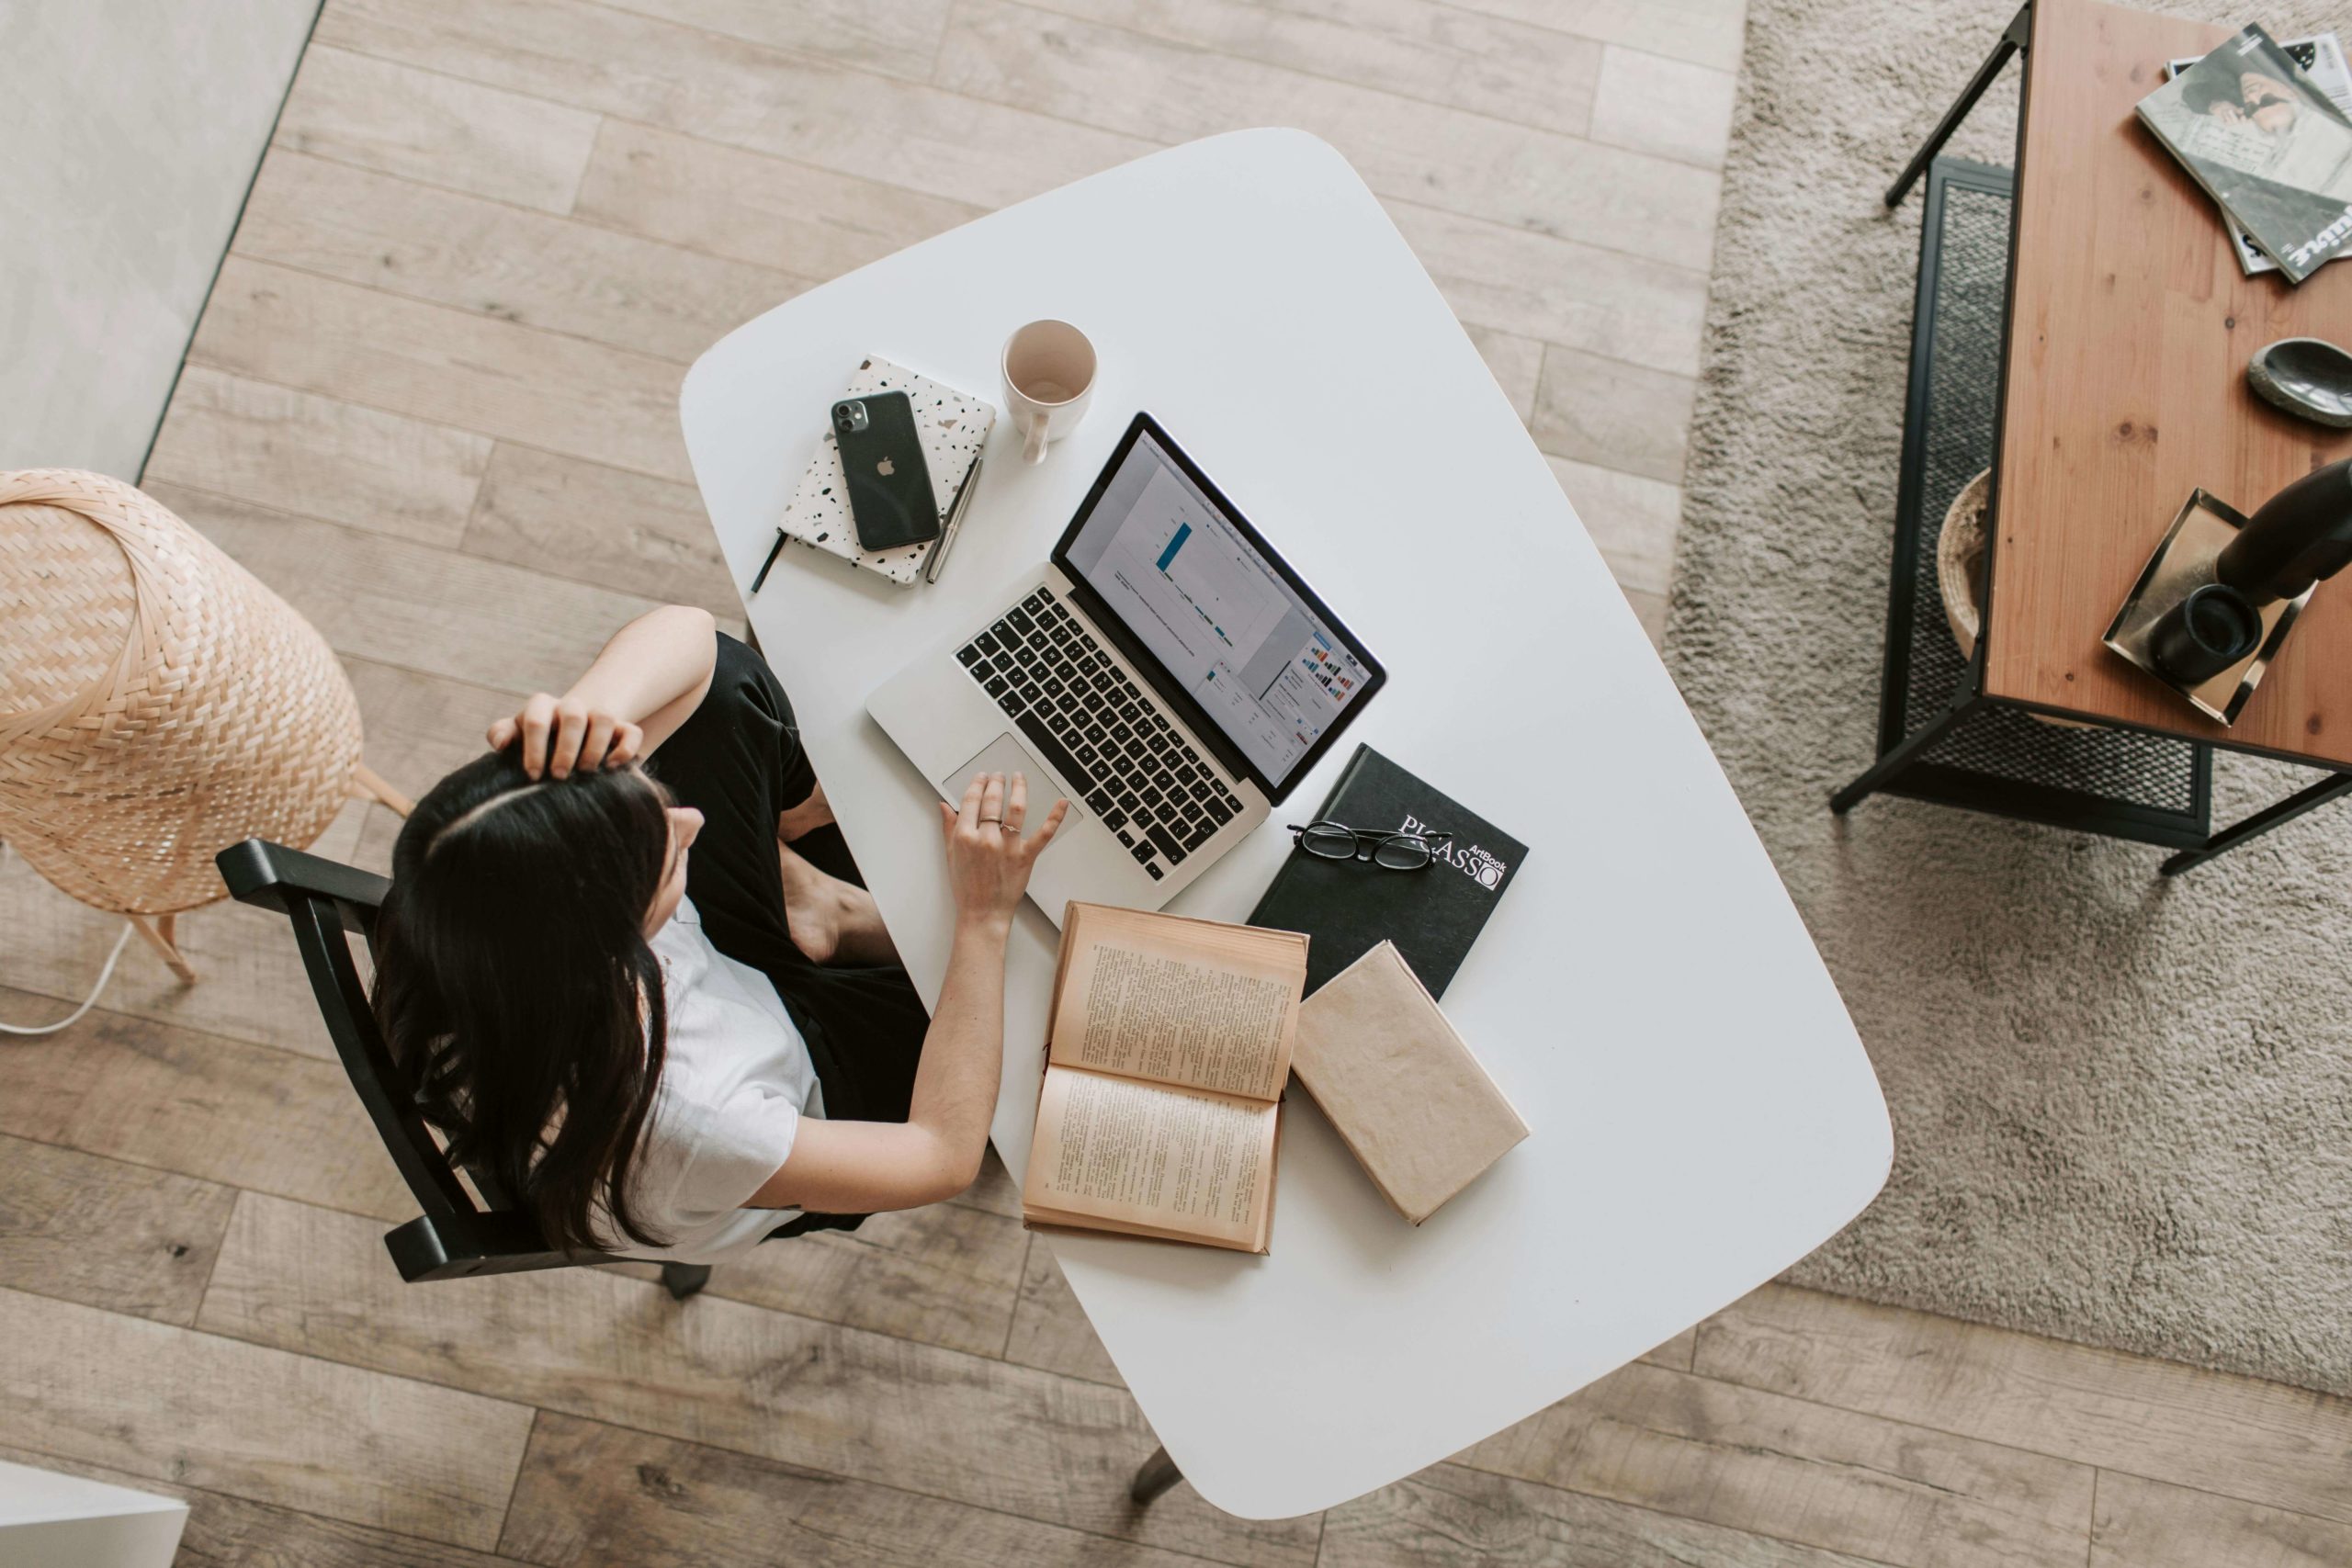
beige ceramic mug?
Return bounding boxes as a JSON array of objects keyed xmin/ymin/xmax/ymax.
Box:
[{"xmin": 1001, "ymin": 320, "xmax": 1096, "ymax": 465}]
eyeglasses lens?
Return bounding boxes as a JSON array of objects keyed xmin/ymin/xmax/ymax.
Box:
[
  {"xmin": 1300, "ymin": 825, "xmax": 1358, "ymax": 859},
  {"xmin": 1373, "ymin": 836, "xmax": 1432, "ymax": 870}
]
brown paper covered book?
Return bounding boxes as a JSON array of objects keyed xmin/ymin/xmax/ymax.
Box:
[
  {"xmin": 1021, "ymin": 902, "xmax": 1307, "ymax": 1254},
  {"xmin": 1294, "ymin": 942, "xmax": 1528, "ymax": 1224}
]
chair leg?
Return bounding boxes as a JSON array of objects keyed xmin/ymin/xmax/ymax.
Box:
[
  {"xmin": 129, "ymin": 913, "xmax": 198, "ymax": 985},
  {"xmin": 1129, "ymin": 1444, "xmax": 1182, "ymax": 1506},
  {"xmin": 1830, "ymin": 694, "xmax": 1978, "ymax": 815},
  {"xmin": 660, "ymin": 1262, "xmax": 712, "ymax": 1300},
  {"xmin": 2160, "ymin": 772, "xmax": 2352, "ymax": 875},
  {"xmin": 1884, "ymin": 1, "xmax": 2031, "ymax": 207},
  {"xmin": 353, "ymin": 761, "xmax": 415, "ymax": 818}
]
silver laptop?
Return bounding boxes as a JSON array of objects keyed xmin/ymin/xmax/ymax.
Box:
[{"xmin": 867, "ymin": 412, "xmax": 1386, "ymax": 923}]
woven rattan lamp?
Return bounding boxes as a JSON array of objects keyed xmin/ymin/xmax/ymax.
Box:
[{"xmin": 0, "ymin": 468, "xmax": 409, "ymax": 983}]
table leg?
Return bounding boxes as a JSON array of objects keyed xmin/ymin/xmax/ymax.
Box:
[
  {"xmin": 1129, "ymin": 1444, "xmax": 1183, "ymax": 1506},
  {"xmin": 1885, "ymin": 2, "xmax": 2031, "ymax": 208},
  {"xmin": 1831, "ymin": 694, "xmax": 1980, "ymax": 815},
  {"xmin": 2159, "ymin": 772, "xmax": 2352, "ymax": 876}
]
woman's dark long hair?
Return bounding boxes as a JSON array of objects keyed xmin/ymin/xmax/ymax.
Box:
[{"xmin": 371, "ymin": 750, "xmax": 676, "ymax": 1253}]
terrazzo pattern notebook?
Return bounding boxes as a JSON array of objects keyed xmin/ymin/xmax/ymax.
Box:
[{"xmin": 777, "ymin": 356, "xmax": 995, "ymax": 585}]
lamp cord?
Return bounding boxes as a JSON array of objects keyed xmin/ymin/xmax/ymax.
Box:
[{"xmin": 0, "ymin": 842, "xmax": 137, "ymax": 1036}]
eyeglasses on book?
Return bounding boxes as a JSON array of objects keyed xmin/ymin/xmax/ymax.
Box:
[{"xmin": 1285, "ymin": 820, "xmax": 1453, "ymax": 871}]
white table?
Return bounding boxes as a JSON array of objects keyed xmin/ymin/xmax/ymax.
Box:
[{"xmin": 683, "ymin": 129, "xmax": 1890, "ymax": 1521}]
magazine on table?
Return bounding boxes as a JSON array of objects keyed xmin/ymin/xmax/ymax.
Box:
[
  {"xmin": 2140, "ymin": 24, "xmax": 2352, "ymax": 282},
  {"xmin": 2163, "ymin": 32, "xmax": 2352, "ymax": 276}
]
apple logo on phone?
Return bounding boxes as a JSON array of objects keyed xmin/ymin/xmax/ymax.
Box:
[{"xmin": 876, "ymin": 457, "xmax": 896, "ymax": 476}]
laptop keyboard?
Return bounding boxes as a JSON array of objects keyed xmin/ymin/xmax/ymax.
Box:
[{"xmin": 956, "ymin": 585, "xmax": 1244, "ymax": 882}]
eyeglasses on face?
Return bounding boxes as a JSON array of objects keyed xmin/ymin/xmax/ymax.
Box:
[{"xmin": 1285, "ymin": 819, "xmax": 1453, "ymax": 871}]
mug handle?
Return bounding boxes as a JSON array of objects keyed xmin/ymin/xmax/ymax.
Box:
[{"xmin": 1023, "ymin": 412, "xmax": 1050, "ymax": 466}]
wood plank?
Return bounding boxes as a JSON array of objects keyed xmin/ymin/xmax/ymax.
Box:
[
  {"xmin": 500, "ymin": 1411, "xmax": 1218, "ymax": 1566},
  {"xmin": 149, "ymin": 480, "xmax": 678, "ymax": 697},
  {"xmin": 573, "ymin": 118, "xmax": 985, "ymax": 281},
  {"xmin": 0, "ymin": 804, "xmax": 366, "ymax": 1060},
  {"xmin": 1531, "ymin": 343, "xmax": 1693, "ymax": 483},
  {"xmin": 1012, "ymin": 0, "xmax": 1602, "ymax": 138},
  {"xmin": 1005, "ymin": 1233, "xmax": 1125, "ymax": 1386},
  {"xmin": 314, "ymin": 0, "xmax": 1156, "ymax": 210},
  {"xmin": 935, "ymin": 0, "xmax": 1717, "ymax": 266},
  {"xmin": 460, "ymin": 442, "xmax": 741, "ymax": 615},
  {"xmin": 198, "ymin": 1192, "xmax": 1320, "ymax": 1567},
  {"xmin": 594, "ymin": 0, "xmax": 953, "ymax": 82},
  {"xmin": 0, "ymin": 1441, "xmax": 523, "ymax": 1568},
  {"xmin": 144, "ymin": 365, "xmax": 492, "ymax": 547},
  {"xmin": 1320, "ymin": 1461, "xmax": 1887, "ymax": 1568},
  {"xmin": 1696, "ymin": 1281, "xmax": 2352, "ymax": 1527},
  {"xmin": 2091, "ymin": 1470, "xmax": 2352, "ymax": 1568},
  {"xmin": 0, "ymin": 988, "xmax": 413, "ymax": 1222},
  {"xmin": 1386, "ymin": 200, "xmax": 1709, "ymax": 376},
  {"xmin": 0, "ymin": 1134, "xmax": 235, "ymax": 1325},
  {"xmin": 0, "ymin": 1284, "xmax": 533, "ymax": 1551},
  {"xmin": 187, "ymin": 256, "xmax": 695, "ymax": 483},
  {"xmin": 1464, "ymin": 325, "xmax": 1544, "ymax": 425},
  {"xmin": 610, "ymin": 1199, "xmax": 1028, "ymax": 1359},
  {"xmin": 1458, "ymin": 1358, "xmax": 2097, "ymax": 1568},
  {"xmin": 345, "ymin": 656, "xmax": 522, "ymax": 803},
  {"xmin": 1587, "ymin": 45, "xmax": 1738, "ymax": 170},
  {"xmin": 199, "ymin": 1194, "xmax": 1317, "ymax": 1561},
  {"xmin": 233, "ymin": 148, "xmax": 807, "ymax": 365},
  {"xmin": 1435, "ymin": 0, "xmax": 1748, "ymax": 73},
  {"xmin": 1550, "ymin": 455, "xmax": 1681, "ymax": 596},
  {"xmin": 1986, "ymin": 0, "xmax": 2352, "ymax": 761},
  {"xmin": 275, "ymin": 42, "xmax": 598, "ymax": 213},
  {"xmin": 1646, "ymin": 1325, "xmax": 1699, "ymax": 1371}
]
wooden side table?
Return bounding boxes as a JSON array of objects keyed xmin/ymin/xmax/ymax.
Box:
[{"xmin": 1838, "ymin": 0, "xmax": 2352, "ymax": 874}]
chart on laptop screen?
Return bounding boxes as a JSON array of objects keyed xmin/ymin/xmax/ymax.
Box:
[{"xmin": 1066, "ymin": 430, "xmax": 1366, "ymax": 784}]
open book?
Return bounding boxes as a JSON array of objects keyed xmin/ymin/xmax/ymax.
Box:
[{"xmin": 1021, "ymin": 903, "xmax": 1308, "ymax": 1254}]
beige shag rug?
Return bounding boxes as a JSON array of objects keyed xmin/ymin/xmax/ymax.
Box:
[{"xmin": 1670, "ymin": 0, "xmax": 2352, "ymax": 1394}]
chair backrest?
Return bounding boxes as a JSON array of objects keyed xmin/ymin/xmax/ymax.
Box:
[{"xmin": 216, "ymin": 837, "xmax": 582, "ymax": 1282}]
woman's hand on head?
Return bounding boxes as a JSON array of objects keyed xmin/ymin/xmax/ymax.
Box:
[
  {"xmin": 939, "ymin": 772, "xmax": 1068, "ymax": 931},
  {"xmin": 487, "ymin": 694, "xmax": 646, "ymax": 780}
]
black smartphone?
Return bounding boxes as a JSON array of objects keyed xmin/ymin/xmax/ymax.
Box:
[{"xmin": 832, "ymin": 392, "xmax": 938, "ymax": 552}]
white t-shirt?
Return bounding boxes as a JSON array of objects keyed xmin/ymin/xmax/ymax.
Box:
[{"xmin": 614, "ymin": 897, "xmax": 824, "ymax": 1264}]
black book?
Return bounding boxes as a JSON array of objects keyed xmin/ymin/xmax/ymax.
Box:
[{"xmin": 1248, "ymin": 745, "xmax": 1527, "ymax": 998}]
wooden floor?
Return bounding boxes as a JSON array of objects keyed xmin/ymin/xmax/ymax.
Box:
[{"xmin": 6, "ymin": 0, "xmax": 2351, "ymax": 1562}]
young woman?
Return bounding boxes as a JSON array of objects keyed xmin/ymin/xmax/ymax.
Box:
[{"xmin": 370, "ymin": 605, "xmax": 1066, "ymax": 1262}]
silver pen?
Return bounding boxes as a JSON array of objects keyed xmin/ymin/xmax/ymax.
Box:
[{"xmin": 924, "ymin": 455, "xmax": 984, "ymax": 584}]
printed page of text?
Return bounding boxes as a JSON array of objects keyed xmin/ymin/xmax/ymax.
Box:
[
  {"xmin": 1046, "ymin": 906, "xmax": 1304, "ymax": 1100},
  {"xmin": 1026, "ymin": 1067, "xmax": 1276, "ymax": 1248}
]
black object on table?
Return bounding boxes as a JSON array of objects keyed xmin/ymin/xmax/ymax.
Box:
[
  {"xmin": 2216, "ymin": 459, "xmax": 2352, "ymax": 602},
  {"xmin": 2148, "ymin": 584, "xmax": 2264, "ymax": 684},
  {"xmin": 1250, "ymin": 745, "xmax": 1525, "ymax": 998}
]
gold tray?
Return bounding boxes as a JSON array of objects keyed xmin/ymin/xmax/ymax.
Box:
[{"xmin": 2102, "ymin": 489, "xmax": 2312, "ymax": 727}]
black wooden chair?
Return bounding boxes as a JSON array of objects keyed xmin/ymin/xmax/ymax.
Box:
[{"xmin": 215, "ymin": 836, "xmax": 716, "ymax": 1300}]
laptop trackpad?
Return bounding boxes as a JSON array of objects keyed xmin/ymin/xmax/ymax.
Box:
[{"xmin": 936, "ymin": 733, "xmax": 1088, "ymax": 831}]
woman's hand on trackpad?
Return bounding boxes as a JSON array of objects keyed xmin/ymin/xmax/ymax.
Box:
[{"xmin": 939, "ymin": 771, "xmax": 1068, "ymax": 931}]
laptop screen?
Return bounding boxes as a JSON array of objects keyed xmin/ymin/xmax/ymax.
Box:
[{"xmin": 1059, "ymin": 420, "xmax": 1375, "ymax": 791}]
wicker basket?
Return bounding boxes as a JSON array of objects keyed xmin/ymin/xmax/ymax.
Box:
[{"xmin": 0, "ymin": 469, "xmax": 405, "ymax": 980}]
